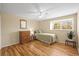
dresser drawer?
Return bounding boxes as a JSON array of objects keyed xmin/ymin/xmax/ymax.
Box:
[{"xmin": 19, "ymin": 31, "xmax": 30, "ymax": 44}]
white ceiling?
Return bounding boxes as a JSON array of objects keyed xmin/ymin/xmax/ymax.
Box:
[{"xmin": 1, "ymin": 3, "xmax": 79, "ymax": 20}]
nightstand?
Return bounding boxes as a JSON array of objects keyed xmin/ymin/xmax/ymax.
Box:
[{"xmin": 65, "ymin": 40, "xmax": 76, "ymax": 48}]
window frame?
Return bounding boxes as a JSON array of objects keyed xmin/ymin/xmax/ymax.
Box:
[{"xmin": 50, "ymin": 18, "xmax": 74, "ymax": 30}]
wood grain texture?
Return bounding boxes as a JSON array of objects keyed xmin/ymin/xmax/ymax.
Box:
[
  {"xmin": 0, "ymin": 40, "xmax": 78, "ymax": 56},
  {"xmin": 19, "ymin": 31, "xmax": 30, "ymax": 44}
]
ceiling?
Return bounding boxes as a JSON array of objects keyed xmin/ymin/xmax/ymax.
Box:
[{"xmin": 0, "ymin": 3, "xmax": 79, "ymax": 20}]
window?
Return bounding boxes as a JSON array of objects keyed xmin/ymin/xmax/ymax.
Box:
[{"xmin": 50, "ymin": 18, "xmax": 74, "ymax": 30}]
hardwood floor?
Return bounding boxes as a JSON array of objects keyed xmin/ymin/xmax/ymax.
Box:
[{"xmin": 0, "ymin": 40, "xmax": 78, "ymax": 56}]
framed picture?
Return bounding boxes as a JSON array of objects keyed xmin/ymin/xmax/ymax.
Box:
[{"xmin": 20, "ymin": 19, "xmax": 27, "ymax": 29}]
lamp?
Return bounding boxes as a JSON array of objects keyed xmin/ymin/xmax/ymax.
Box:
[{"xmin": 30, "ymin": 28, "xmax": 34, "ymax": 35}]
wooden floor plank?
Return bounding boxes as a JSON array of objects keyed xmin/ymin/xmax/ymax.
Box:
[{"xmin": 0, "ymin": 40, "xmax": 78, "ymax": 56}]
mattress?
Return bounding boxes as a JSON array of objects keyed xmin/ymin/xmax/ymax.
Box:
[{"xmin": 35, "ymin": 33, "xmax": 57, "ymax": 44}]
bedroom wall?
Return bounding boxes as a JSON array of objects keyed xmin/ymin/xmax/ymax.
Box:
[
  {"xmin": 0, "ymin": 4, "xmax": 2, "ymax": 49},
  {"xmin": 77, "ymin": 11, "xmax": 79, "ymax": 53},
  {"xmin": 39, "ymin": 14, "xmax": 77, "ymax": 43},
  {"xmin": 1, "ymin": 12, "xmax": 39, "ymax": 48},
  {"xmin": 0, "ymin": 14, "xmax": 1, "ymax": 49}
]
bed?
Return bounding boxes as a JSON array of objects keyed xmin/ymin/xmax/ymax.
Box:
[{"xmin": 35, "ymin": 33, "xmax": 57, "ymax": 44}]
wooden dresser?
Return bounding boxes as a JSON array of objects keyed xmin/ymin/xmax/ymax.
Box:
[{"xmin": 19, "ymin": 31, "xmax": 30, "ymax": 44}]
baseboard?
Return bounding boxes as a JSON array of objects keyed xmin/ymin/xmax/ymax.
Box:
[
  {"xmin": 1, "ymin": 41, "xmax": 19, "ymax": 48},
  {"xmin": 58, "ymin": 41, "xmax": 65, "ymax": 44}
]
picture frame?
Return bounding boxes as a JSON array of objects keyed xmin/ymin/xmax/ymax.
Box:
[{"xmin": 20, "ymin": 19, "xmax": 27, "ymax": 29}]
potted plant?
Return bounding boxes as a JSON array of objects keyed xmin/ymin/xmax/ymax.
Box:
[{"xmin": 67, "ymin": 31, "xmax": 74, "ymax": 40}]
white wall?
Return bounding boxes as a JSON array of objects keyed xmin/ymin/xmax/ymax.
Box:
[
  {"xmin": 77, "ymin": 11, "xmax": 79, "ymax": 53},
  {"xmin": 0, "ymin": 15, "xmax": 1, "ymax": 49},
  {"xmin": 0, "ymin": 4, "xmax": 2, "ymax": 48},
  {"xmin": 39, "ymin": 14, "xmax": 77, "ymax": 43},
  {"xmin": 1, "ymin": 12, "xmax": 39, "ymax": 48}
]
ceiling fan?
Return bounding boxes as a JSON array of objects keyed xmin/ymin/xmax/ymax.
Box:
[{"xmin": 34, "ymin": 4, "xmax": 53, "ymax": 18}]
